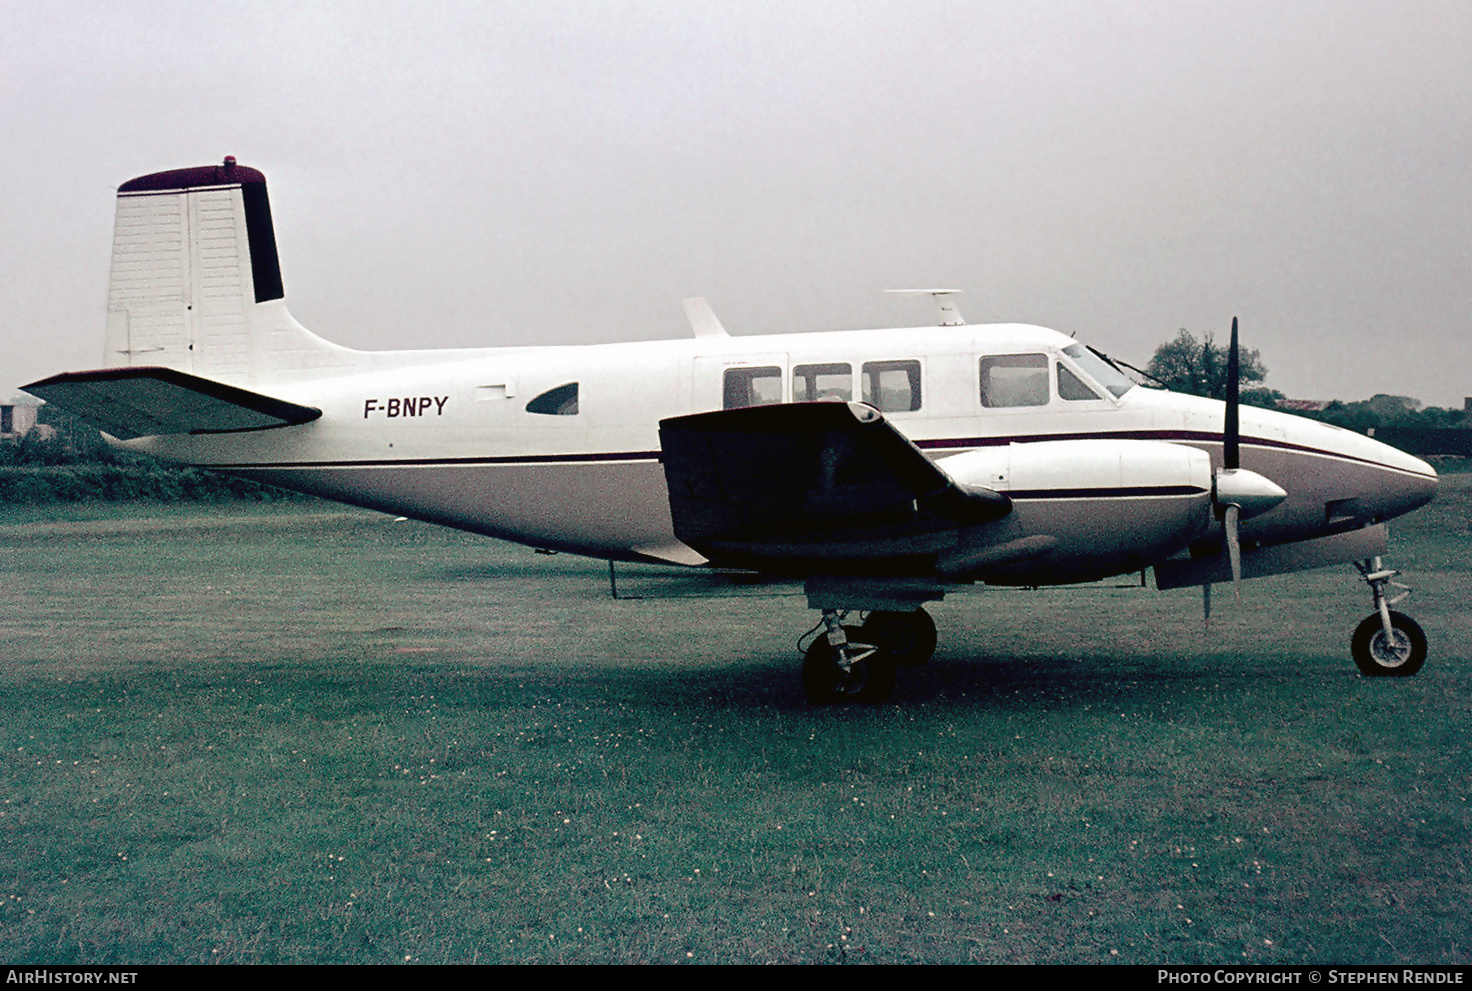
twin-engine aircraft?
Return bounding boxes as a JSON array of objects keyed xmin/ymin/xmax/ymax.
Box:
[{"xmin": 25, "ymin": 159, "xmax": 1439, "ymax": 703}]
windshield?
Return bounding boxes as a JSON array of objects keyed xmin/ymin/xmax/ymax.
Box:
[{"xmin": 1063, "ymin": 343, "xmax": 1134, "ymax": 398}]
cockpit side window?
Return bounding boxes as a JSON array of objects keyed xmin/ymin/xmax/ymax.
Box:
[
  {"xmin": 525, "ymin": 382, "xmax": 579, "ymax": 415},
  {"xmin": 1057, "ymin": 362, "xmax": 1103, "ymax": 401},
  {"xmin": 793, "ymin": 363, "xmax": 852, "ymax": 402},
  {"xmin": 1063, "ymin": 343, "xmax": 1133, "ymax": 398},
  {"xmin": 861, "ymin": 360, "xmax": 921, "ymax": 412},
  {"xmin": 980, "ymin": 354, "xmax": 1049, "ymax": 408},
  {"xmin": 723, "ymin": 366, "xmax": 783, "ymax": 409}
]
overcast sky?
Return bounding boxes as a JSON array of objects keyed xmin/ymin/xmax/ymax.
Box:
[{"xmin": 4, "ymin": 1, "xmax": 1470, "ymax": 406}]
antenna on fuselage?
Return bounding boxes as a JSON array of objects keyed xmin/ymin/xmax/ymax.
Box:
[{"xmin": 885, "ymin": 289, "xmax": 965, "ymax": 327}]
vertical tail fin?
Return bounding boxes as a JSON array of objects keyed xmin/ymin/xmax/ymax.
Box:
[{"xmin": 105, "ymin": 157, "xmax": 355, "ymax": 385}]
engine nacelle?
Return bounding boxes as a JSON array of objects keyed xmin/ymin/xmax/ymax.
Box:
[{"xmin": 936, "ymin": 439, "xmax": 1214, "ymax": 583}]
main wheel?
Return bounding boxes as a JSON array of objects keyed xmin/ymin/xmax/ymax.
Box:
[
  {"xmin": 860, "ymin": 609, "xmax": 937, "ymax": 667},
  {"xmin": 1351, "ymin": 610, "xmax": 1427, "ymax": 677},
  {"xmin": 802, "ymin": 626, "xmax": 896, "ymax": 704}
]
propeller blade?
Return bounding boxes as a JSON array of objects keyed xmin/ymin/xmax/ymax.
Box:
[
  {"xmin": 1224, "ymin": 316, "xmax": 1240, "ymax": 471},
  {"xmin": 1203, "ymin": 582, "xmax": 1212, "ymax": 629},
  {"xmin": 1224, "ymin": 503, "xmax": 1242, "ymax": 592}
]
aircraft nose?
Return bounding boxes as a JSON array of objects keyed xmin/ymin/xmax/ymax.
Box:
[
  {"xmin": 1389, "ymin": 461, "xmax": 1438, "ymax": 516},
  {"xmin": 1368, "ymin": 445, "xmax": 1438, "ymax": 522}
]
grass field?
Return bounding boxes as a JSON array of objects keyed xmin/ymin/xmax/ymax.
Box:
[{"xmin": 0, "ymin": 486, "xmax": 1468, "ymax": 964}]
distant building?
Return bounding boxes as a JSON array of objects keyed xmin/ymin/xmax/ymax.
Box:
[
  {"xmin": 1370, "ymin": 428, "xmax": 1472, "ymax": 456},
  {"xmin": 1275, "ymin": 398, "xmax": 1332, "ymax": 413},
  {"xmin": 0, "ymin": 395, "xmax": 47, "ymax": 440}
]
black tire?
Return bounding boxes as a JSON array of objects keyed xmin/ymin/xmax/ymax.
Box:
[
  {"xmin": 860, "ymin": 608, "xmax": 938, "ymax": 667},
  {"xmin": 802, "ymin": 626, "xmax": 896, "ymax": 704},
  {"xmin": 1351, "ymin": 611, "xmax": 1427, "ymax": 677}
]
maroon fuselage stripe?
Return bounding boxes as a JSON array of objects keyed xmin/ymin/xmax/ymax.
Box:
[
  {"xmin": 214, "ymin": 451, "xmax": 665, "ymax": 469},
  {"xmin": 207, "ymin": 431, "xmax": 1426, "ymax": 478},
  {"xmin": 1007, "ymin": 486, "xmax": 1207, "ymax": 499}
]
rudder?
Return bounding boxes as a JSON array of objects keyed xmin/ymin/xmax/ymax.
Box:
[{"xmin": 104, "ymin": 157, "xmax": 356, "ymax": 385}]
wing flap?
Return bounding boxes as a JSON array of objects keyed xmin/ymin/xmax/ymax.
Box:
[
  {"xmin": 659, "ymin": 402, "xmax": 1010, "ymax": 570},
  {"xmin": 22, "ymin": 366, "xmax": 321, "ymax": 440}
]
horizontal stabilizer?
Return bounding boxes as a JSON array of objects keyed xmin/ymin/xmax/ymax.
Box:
[
  {"xmin": 659, "ymin": 402, "xmax": 1009, "ymax": 571},
  {"xmin": 22, "ymin": 366, "xmax": 321, "ymax": 440}
]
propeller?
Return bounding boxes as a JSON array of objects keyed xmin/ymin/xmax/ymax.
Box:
[
  {"xmin": 1204, "ymin": 317, "xmax": 1287, "ymax": 625},
  {"xmin": 1223, "ymin": 316, "xmax": 1243, "ymax": 596},
  {"xmin": 1224, "ymin": 316, "xmax": 1240, "ymax": 472}
]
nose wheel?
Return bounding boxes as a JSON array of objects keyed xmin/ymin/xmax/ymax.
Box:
[
  {"xmin": 1352, "ymin": 558, "xmax": 1427, "ymax": 677},
  {"xmin": 1351, "ymin": 610, "xmax": 1426, "ymax": 676}
]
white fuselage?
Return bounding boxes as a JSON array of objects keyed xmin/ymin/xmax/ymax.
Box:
[{"xmin": 120, "ymin": 322, "xmax": 1437, "ymax": 579}]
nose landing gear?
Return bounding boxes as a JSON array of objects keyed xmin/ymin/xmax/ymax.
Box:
[{"xmin": 1352, "ymin": 558, "xmax": 1427, "ymax": 677}]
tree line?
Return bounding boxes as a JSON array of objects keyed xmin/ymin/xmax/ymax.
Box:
[
  {"xmin": 0, "ymin": 403, "xmax": 308, "ymax": 504},
  {"xmin": 1144, "ymin": 329, "xmax": 1468, "ymax": 433}
]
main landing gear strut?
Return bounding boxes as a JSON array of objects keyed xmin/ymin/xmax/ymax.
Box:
[
  {"xmin": 1351, "ymin": 557, "xmax": 1427, "ymax": 677},
  {"xmin": 801, "ymin": 607, "xmax": 937, "ymax": 704}
]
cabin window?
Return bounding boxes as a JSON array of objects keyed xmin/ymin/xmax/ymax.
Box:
[
  {"xmin": 979, "ymin": 354, "xmax": 1049, "ymax": 408},
  {"xmin": 723, "ymin": 366, "xmax": 783, "ymax": 409},
  {"xmin": 861, "ymin": 360, "xmax": 922, "ymax": 412},
  {"xmin": 793, "ymin": 363, "xmax": 852, "ymax": 402},
  {"xmin": 525, "ymin": 382, "xmax": 579, "ymax": 415},
  {"xmin": 1057, "ymin": 362, "xmax": 1103, "ymax": 401}
]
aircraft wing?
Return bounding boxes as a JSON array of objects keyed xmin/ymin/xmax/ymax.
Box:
[
  {"xmin": 659, "ymin": 402, "xmax": 1010, "ymax": 571},
  {"xmin": 21, "ymin": 366, "xmax": 321, "ymax": 440}
]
